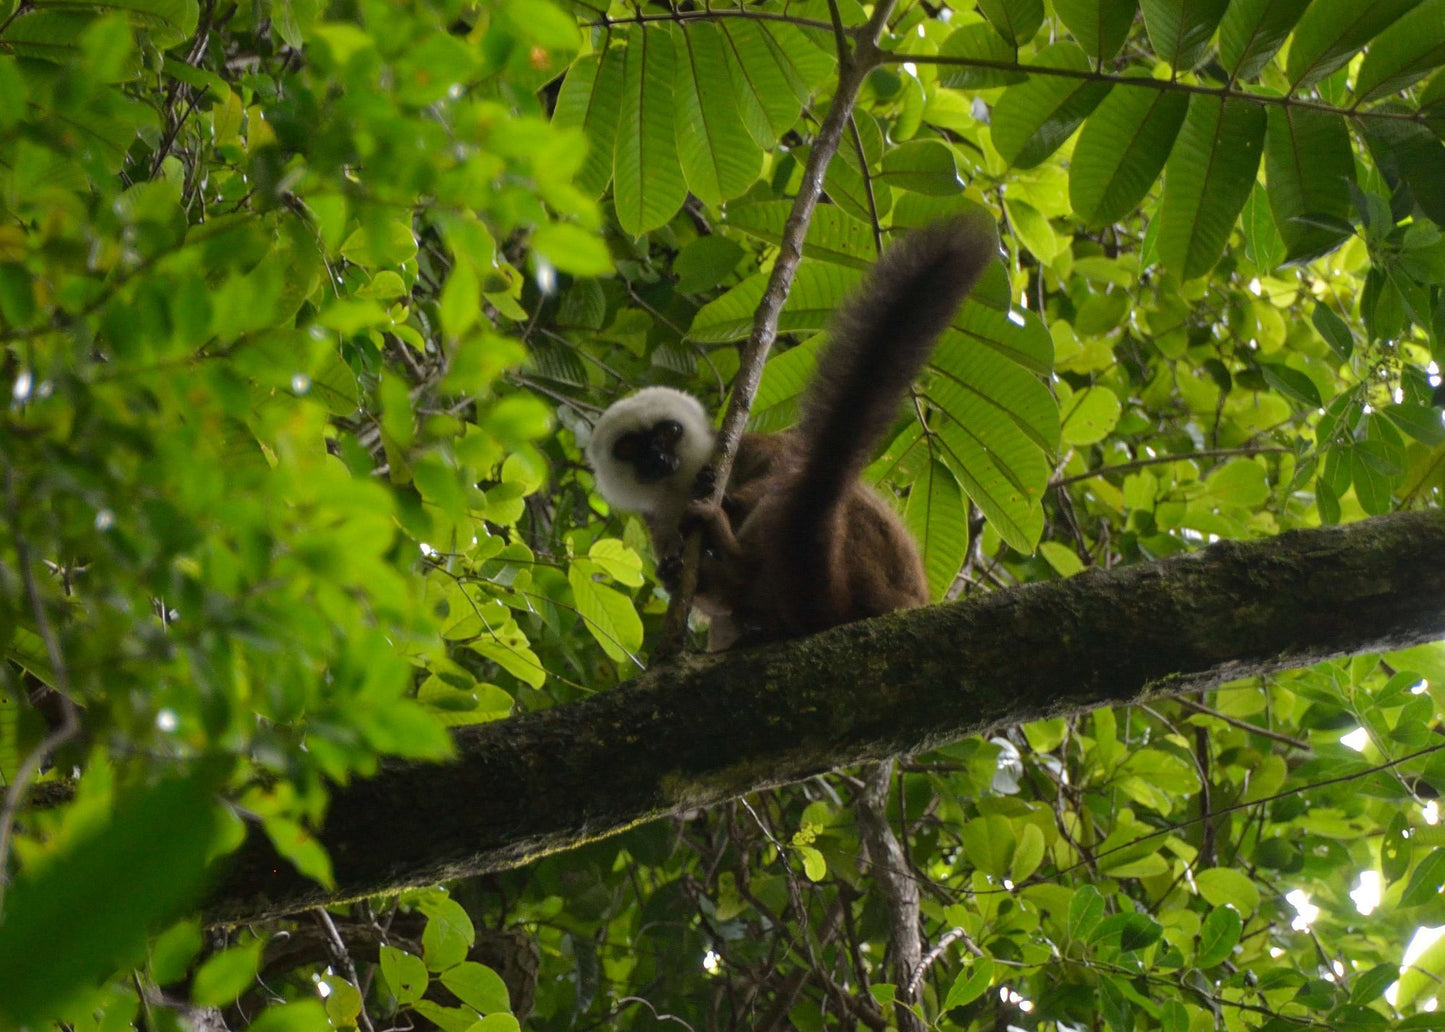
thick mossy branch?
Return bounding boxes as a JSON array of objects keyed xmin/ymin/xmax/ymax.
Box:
[{"xmin": 210, "ymin": 510, "xmax": 1445, "ymax": 922}]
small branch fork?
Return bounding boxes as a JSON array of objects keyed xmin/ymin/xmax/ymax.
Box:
[{"xmin": 653, "ymin": 0, "xmax": 901, "ymax": 658}]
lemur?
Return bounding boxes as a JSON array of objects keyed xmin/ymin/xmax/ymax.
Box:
[{"xmin": 587, "ymin": 214, "xmax": 998, "ymax": 648}]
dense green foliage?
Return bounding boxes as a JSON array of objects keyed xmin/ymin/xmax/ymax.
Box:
[{"xmin": 2, "ymin": 0, "xmax": 1445, "ymax": 1028}]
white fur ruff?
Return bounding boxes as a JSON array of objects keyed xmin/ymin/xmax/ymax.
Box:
[{"xmin": 587, "ymin": 387, "xmax": 715, "ymax": 514}]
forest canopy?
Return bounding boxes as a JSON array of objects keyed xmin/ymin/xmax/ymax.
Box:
[{"xmin": 3, "ymin": 0, "xmax": 1445, "ymax": 1029}]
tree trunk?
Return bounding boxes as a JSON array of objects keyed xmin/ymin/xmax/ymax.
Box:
[{"xmin": 207, "ymin": 510, "xmax": 1445, "ymax": 922}]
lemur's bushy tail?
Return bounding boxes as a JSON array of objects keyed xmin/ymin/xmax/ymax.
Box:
[{"xmin": 788, "ymin": 212, "xmax": 998, "ymax": 538}]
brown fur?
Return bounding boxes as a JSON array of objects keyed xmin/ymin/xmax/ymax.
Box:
[
  {"xmin": 679, "ymin": 432, "xmax": 929, "ymax": 646},
  {"xmin": 603, "ymin": 215, "xmax": 999, "ymax": 649}
]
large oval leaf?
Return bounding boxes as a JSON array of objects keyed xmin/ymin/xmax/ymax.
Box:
[
  {"xmin": 938, "ymin": 23, "xmax": 1028, "ymax": 89},
  {"xmin": 977, "ymin": 0, "xmax": 1045, "ymax": 46},
  {"xmin": 1352, "ymin": 0, "xmax": 1445, "ymax": 104},
  {"xmin": 724, "ymin": 203, "xmax": 878, "ymax": 269},
  {"xmin": 613, "ymin": 25, "xmax": 686, "ymax": 237},
  {"xmin": 718, "ymin": 19, "xmax": 806, "ymax": 146},
  {"xmin": 673, "ymin": 23, "xmax": 763, "ymax": 207},
  {"xmin": 1264, "ymin": 106, "xmax": 1354, "ymax": 263},
  {"xmin": 1054, "ymin": 0, "xmax": 1138, "ymax": 62},
  {"xmin": 1159, "ymin": 94, "xmax": 1266, "ymax": 279},
  {"xmin": 689, "ymin": 263, "xmax": 864, "ymax": 343},
  {"xmin": 1070, "ymin": 84, "xmax": 1188, "ymax": 226},
  {"xmin": 1140, "ymin": 0, "xmax": 1229, "ymax": 71},
  {"xmin": 1286, "ymin": 0, "xmax": 1422, "ymax": 91},
  {"xmin": 903, "ymin": 455, "xmax": 972, "ymax": 599},
  {"xmin": 553, "ymin": 45, "xmax": 625, "ymax": 198},
  {"xmin": 991, "ymin": 42, "xmax": 1113, "ymax": 169},
  {"xmin": 1217, "ymin": 0, "xmax": 1311, "ymax": 79}
]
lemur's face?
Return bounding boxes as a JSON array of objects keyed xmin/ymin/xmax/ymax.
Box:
[
  {"xmin": 588, "ymin": 387, "xmax": 714, "ymax": 514},
  {"xmin": 610, "ymin": 419, "xmax": 685, "ymax": 484}
]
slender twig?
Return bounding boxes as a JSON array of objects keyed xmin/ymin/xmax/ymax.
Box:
[
  {"xmin": 314, "ymin": 909, "xmax": 376, "ymax": 1032},
  {"xmin": 906, "ymin": 927, "xmax": 975, "ymax": 997},
  {"xmin": 1052, "ymin": 446, "xmax": 1291, "ymax": 488},
  {"xmin": 895, "ymin": 53, "xmax": 1434, "ymax": 123},
  {"xmin": 856, "ymin": 760, "xmax": 923, "ymax": 1032},
  {"xmin": 1175, "ymin": 696, "xmax": 1310, "ymax": 750},
  {"xmin": 0, "ymin": 468, "xmax": 80, "ymax": 897},
  {"xmin": 654, "ymin": 0, "xmax": 902, "ymax": 658},
  {"xmin": 582, "ymin": 8, "xmax": 833, "ymax": 33}
]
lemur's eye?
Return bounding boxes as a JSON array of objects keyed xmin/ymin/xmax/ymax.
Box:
[
  {"xmin": 653, "ymin": 419, "xmax": 684, "ymax": 444},
  {"xmin": 612, "ymin": 432, "xmax": 643, "ymax": 462}
]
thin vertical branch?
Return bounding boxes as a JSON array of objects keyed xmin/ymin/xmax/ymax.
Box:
[
  {"xmin": 653, "ymin": 0, "xmax": 900, "ymax": 658},
  {"xmin": 857, "ymin": 759, "xmax": 923, "ymax": 1032}
]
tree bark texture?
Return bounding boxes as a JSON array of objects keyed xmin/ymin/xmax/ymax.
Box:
[{"xmin": 208, "ymin": 510, "xmax": 1445, "ymax": 922}]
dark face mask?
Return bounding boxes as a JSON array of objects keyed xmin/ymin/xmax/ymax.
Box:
[{"xmin": 613, "ymin": 419, "xmax": 685, "ymax": 484}]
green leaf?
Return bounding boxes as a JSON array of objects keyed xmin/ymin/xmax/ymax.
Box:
[
  {"xmin": 380, "ymin": 945, "xmax": 430, "ymax": 1005},
  {"xmin": 1068, "ymin": 885, "xmax": 1106, "ymax": 941},
  {"xmin": 1061, "ymin": 385, "xmax": 1122, "ymax": 445},
  {"xmin": 1218, "ymin": 0, "xmax": 1311, "ymax": 78},
  {"xmin": 532, "ymin": 222, "xmax": 613, "ymax": 277},
  {"xmin": 1286, "ymin": 0, "xmax": 1423, "ymax": 91},
  {"xmin": 929, "ymin": 331, "xmax": 1054, "ymax": 551},
  {"xmin": 1400, "ymin": 847, "xmax": 1445, "ymax": 906},
  {"xmin": 412, "ymin": 1000, "xmax": 477, "ymax": 1032},
  {"xmin": 1040, "ymin": 540, "xmax": 1085, "ymax": 576},
  {"xmin": 903, "ymin": 457, "xmax": 970, "ymax": 600},
  {"xmin": 718, "ymin": 19, "xmax": 805, "ymax": 146},
  {"xmin": 1196, "ymin": 904, "xmax": 1242, "ymax": 967},
  {"xmin": 1264, "ymin": 107, "xmax": 1354, "ymax": 262},
  {"xmin": 673, "ymin": 234, "xmax": 746, "ymax": 292},
  {"xmin": 724, "ymin": 203, "xmax": 877, "ymax": 269},
  {"xmin": 248, "ymin": 1001, "xmax": 329, "ymax": 1032},
  {"xmin": 420, "ymin": 893, "xmax": 476, "ymax": 972},
  {"xmin": 938, "ymin": 23, "xmax": 1027, "ymax": 89},
  {"xmin": 690, "ymin": 262, "xmax": 862, "ymax": 342},
  {"xmin": 878, "ymin": 139, "xmax": 962, "ymax": 196},
  {"xmin": 1099, "ymin": 975, "xmax": 1134, "ymax": 1032},
  {"xmin": 613, "ymin": 25, "xmax": 686, "ymax": 237},
  {"xmin": 673, "ymin": 22, "xmax": 764, "ymax": 207},
  {"xmin": 959, "ymin": 816, "xmax": 1014, "ymax": 877},
  {"xmin": 752, "ymin": 336, "xmax": 823, "ymax": 429},
  {"xmin": 1004, "ymin": 197, "xmax": 1061, "ymax": 261},
  {"xmin": 1070, "ymin": 84, "xmax": 1188, "ymax": 226},
  {"xmin": 1195, "ymin": 868, "xmax": 1261, "ymax": 913},
  {"xmin": 1351, "ymin": 963, "xmax": 1403, "ymax": 1004},
  {"xmin": 262, "ymin": 817, "xmax": 336, "ymax": 890},
  {"xmin": 0, "ymin": 775, "xmax": 226, "ymax": 1026},
  {"xmin": 439, "ymin": 962, "xmax": 511, "ymax": 1014},
  {"xmin": 322, "ymin": 978, "xmax": 363, "ymax": 1026},
  {"xmin": 149, "ymin": 920, "xmax": 202, "ymax": 985},
  {"xmin": 553, "ymin": 46, "xmax": 625, "ymax": 197},
  {"xmin": 192, "ymin": 938, "xmax": 265, "ymax": 1007},
  {"xmin": 991, "ymin": 42, "xmax": 1112, "ymax": 169},
  {"xmin": 1260, "ymin": 362, "xmax": 1324, "ymax": 408},
  {"xmin": 1385, "ymin": 402, "xmax": 1445, "ymax": 444},
  {"xmin": 1361, "ymin": 118, "xmax": 1445, "ymax": 227},
  {"xmin": 1054, "ymin": 0, "xmax": 1138, "ymax": 62},
  {"xmin": 942, "ymin": 956, "xmax": 995, "ymax": 1010},
  {"xmin": 977, "ymin": 0, "xmax": 1045, "ymax": 46},
  {"xmin": 1353, "ymin": 0, "xmax": 1445, "ymax": 102},
  {"xmin": 1159, "ymin": 94, "xmax": 1266, "ymax": 279},
  {"xmin": 1313, "ymin": 302, "xmax": 1355, "ymax": 360},
  {"xmin": 1011, "ymin": 822, "xmax": 1046, "ymax": 881},
  {"xmin": 1140, "ymin": 0, "xmax": 1230, "ymax": 70},
  {"xmin": 798, "ymin": 844, "xmax": 827, "ymax": 881},
  {"xmin": 568, "ymin": 566, "xmax": 644, "ymax": 663},
  {"xmin": 473, "ymin": 1015, "xmax": 523, "ymax": 1032}
]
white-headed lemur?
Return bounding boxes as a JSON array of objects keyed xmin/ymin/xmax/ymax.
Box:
[{"xmin": 587, "ymin": 214, "xmax": 998, "ymax": 649}]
